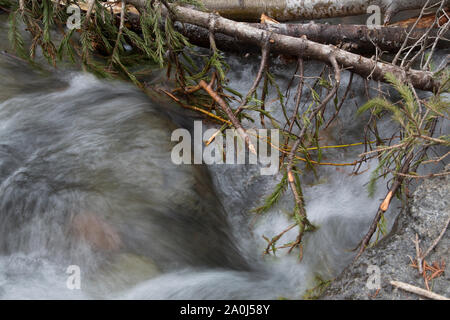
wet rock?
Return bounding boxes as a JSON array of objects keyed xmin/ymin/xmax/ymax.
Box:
[
  {"xmin": 321, "ymin": 169, "xmax": 450, "ymax": 300},
  {"xmin": 86, "ymin": 253, "xmax": 161, "ymax": 297},
  {"xmin": 0, "ymin": 70, "xmax": 248, "ymax": 273}
]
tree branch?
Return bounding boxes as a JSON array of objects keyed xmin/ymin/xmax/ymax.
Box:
[
  {"xmin": 200, "ymin": 0, "xmax": 443, "ymax": 23},
  {"xmin": 167, "ymin": 5, "xmax": 440, "ymax": 92},
  {"xmin": 390, "ymin": 280, "xmax": 450, "ymax": 300},
  {"xmin": 173, "ymin": 21, "xmax": 449, "ymax": 55}
]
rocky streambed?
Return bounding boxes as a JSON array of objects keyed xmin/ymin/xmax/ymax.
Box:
[{"xmin": 321, "ymin": 168, "xmax": 450, "ymax": 300}]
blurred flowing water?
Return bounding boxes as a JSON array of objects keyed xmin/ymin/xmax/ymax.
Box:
[{"xmin": 0, "ymin": 13, "xmax": 447, "ymax": 299}]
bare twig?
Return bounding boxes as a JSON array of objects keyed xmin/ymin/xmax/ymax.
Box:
[
  {"xmin": 264, "ymin": 223, "xmax": 297, "ymax": 255},
  {"xmin": 422, "ymin": 151, "xmax": 450, "ymax": 164},
  {"xmin": 423, "ymin": 17, "xmax": 450, "ymax": 70},
  {"xmin": 163, "ymin": 4, "xmax": 440, "ymax": 92},
  {"xmin": 199, "ymin": 80, "xmax": 256, "ymax": 154},
  {"xmin": 281, "ymin": 54, "xmax": 341, "ymax": 256},
  {"xmin": 358, "ymin": 142, "xmax": 408, "ymax": 157},
  {"xmin": 325, "ymin": 72, "xmax": 354, "ymax": 129},
  {"xmin": 421, "ymin": 216, "xmax": 450, "ymax": 262},
  {"xmin": 393, "ymin": 171, "xmax": 450, "ymax": 179},
  {"xmin": 235, "ymin": 35, "xmax": 271, "ymax": 116},
  {"xmin": 83, "ymin": 0, "xmax": 96, "ymax": 29},
  {"xmin": 402, "ymin": 1, "xmax": 448, "ymax": 70},
  {"xmin": 390, "ymin": 280, "xmax": 450, "ymax": 300},
  {"xmin": 279, "ymin": 57, "xmax": 304, "ymax": 168},
  {"xmin": 392, "ymin": 0, "xmax": 433, "ymax": 66},
  {"xmin": 110, "ymin": 0, "xmax": 126, "ymax": 63},
  {"xmin": 287, "ymin": 58, "xmax": 304, "ymax": 137},
  {"xmin": 354, "ymin": 151, "xmax": 414, "ymax": 261},
  {"xmin": 413, "ymin": 233, "xmax": 424, "ymax": 274}
]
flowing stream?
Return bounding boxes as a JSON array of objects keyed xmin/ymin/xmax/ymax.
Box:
[{"xmin": 0, "ymin": 13, "xmax": 446, "ymax": 300}]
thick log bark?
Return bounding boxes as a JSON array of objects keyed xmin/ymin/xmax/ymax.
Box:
[
  {"xmin": 200, "ymin": 0, "xmax": 444, "ymax": 22},
  {"xmin": 391, "ymin": 7, "xmax": 450, "ymax": 28},
  {"xmin": 6, "ymin": 0, "xmax": 438, "ymax": 91},
  {"xmin": 165, "ymin": 5, "xmax": 439, "ymax": 92},
  {"xmin": 120, "ymin": 4, "xmax": 448, "ymax": 55},
  {"xmin": 176, "ymin": 22, "xmax": 447, "ymax": 54}
]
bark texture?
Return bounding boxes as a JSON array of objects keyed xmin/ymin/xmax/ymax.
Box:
[
  {"xmin": 126, "ymin": 14, "xmax": 447, "ymax": 55},
  {"xmin": 252, "ymin": 23, "xmax": 447, "ymax": 53},
  {"xmin": 200, "ymin": 0, "xmax": 443, "ymax": 22},
  {"xmin": 168, "ymin": 5, "xmax": 439, "ymax": 92}
]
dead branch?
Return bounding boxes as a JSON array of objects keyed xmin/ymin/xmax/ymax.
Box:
[
  {"xmin": 200, "ymin": 0, "xmax": 442, "ymax": 23},
  {"xmin": 390, "ymin": 280, "xmax": 450, "ymax": 300},
  {"xmin": 393, "ymin": 171, "xmax": 450, "ymax": 179},
  {"xmin": 83, "ymin": 0, "xmax": 96, "ymax": 29},
  {"xmin": 173, "ymin": 21, "xmax": 449, "ymax": 56},
  {"xmin": 282, "ymin": 55, "xmax": 341, "ymax": 255},
  {"xmin": 354, "ymin": 151, "xmax": 414, "ymax": 261},
  {"xmin": 325, "ymin": 71, "xmax": 353, "ymax": 129},
  {"xmin": 18, "ymin": 0, "xmax": 446, "ymax": 93},
  {"xmin": 413, "ymin": 233, "xmax": 424, "ymax": 274},
  {"xmin": 199, "ymin": 80, "xmax": 257, "ymax": 154},
  {"xmin": 110, "ymin": 0, "xmax": 126, "ymax": 63},
  {"xmin": 401, "ymin": 1, "xmax": 449, "ymax": 70},
  {"xmin": 165, "ymin": 5, "xmax": 440, "ymax": 92},
  {"xmin": 421, "ymin": 216, "xmax": 450, "ymax": 263},
  {"xmin": 392, "ymin": 0, "xmax": 437, "ymax": 65},
  {"xmin": 264, "ymin": 223, "xmax": 297, "ymax": 255},
  {"xmin": 256, "ymin": 22, "xmax": 449, "ymax": 54},
  {"xmin": 235, "ymin": 34, "xmax": 271, "ymax": 115},
  {"xmin": 284, "ymin": 57, "xmax": 304, "ymax": 147}
]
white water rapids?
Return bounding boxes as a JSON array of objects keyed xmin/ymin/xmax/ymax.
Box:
[{"xmin": 0, "ymin": 13, "xmax": 447, "ymax": 300}]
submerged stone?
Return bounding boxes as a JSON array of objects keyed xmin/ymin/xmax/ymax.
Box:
[{"xmin": 0, "ymin": 62, "xmax": 248, "ymax": 281}]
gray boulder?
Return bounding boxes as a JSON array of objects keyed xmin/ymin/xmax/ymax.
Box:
[{"xmin": 321, "ymin": 169, "xmax": 449, "ymax": 300}]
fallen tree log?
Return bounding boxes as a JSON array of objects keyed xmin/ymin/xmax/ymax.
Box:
[
  {"xmin": 140, "ymin": 3, "xmax": 441, "ymax": 92},
  {"xmin": 66, "ymin": 0, "xmax": 450, "ymax": 55},
  {"xmin": 1, "ymin": 2, "xmax": 445, "ymax": 55},
  {"xmin": 391, "ymin": 7, "xmax": 450, "ymax": 28},
  {"xmin": 200, "ymin": 0, "xmax": 443, "ymax": 23},
  {"xmin": 173, "ymin": 21, "xmax": 449, "ymax": 55},
  {"xmin": 2, "ymin": 0, "xmax": 443, "ymax": 92}
]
